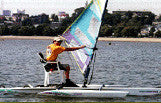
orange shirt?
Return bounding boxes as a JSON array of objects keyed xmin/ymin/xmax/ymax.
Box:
[{"xmin": 46, "ymin": 44, "xmax": 65, "ymax": 61}]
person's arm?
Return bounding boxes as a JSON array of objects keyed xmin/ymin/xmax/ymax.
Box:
[{"xmin": 65, "ymin": 45, "xmax": 86, "ymax": 51}]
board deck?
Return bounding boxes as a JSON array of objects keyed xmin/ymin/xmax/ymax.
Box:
[{"xmin": 0, "ymin": 84, "xmax": 160, "ymax": 96}]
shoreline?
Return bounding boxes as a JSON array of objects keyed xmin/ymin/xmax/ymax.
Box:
[
  {"xmin": 0, "ymin": 36, "xmax": 161, "ymax": 43},
  {"xmin": 99, "ymin": 37, "xmax": 161, "ymax": 43}
]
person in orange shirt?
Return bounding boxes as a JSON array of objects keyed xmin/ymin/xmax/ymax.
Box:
[{"xmin": 44, "ymin": 37, "xmax": 86, "ymax": 87}]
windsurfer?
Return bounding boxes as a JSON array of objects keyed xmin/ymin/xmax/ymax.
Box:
[{"xmin": 44, "ymin": 37, "xmax": 86, "ymax": 87}]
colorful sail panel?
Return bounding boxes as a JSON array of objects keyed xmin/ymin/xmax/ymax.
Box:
[{"xmin": 62, "ymin": 0, "xmax": 108, "ymax": 74}]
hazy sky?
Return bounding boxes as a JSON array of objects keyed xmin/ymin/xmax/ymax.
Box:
[{"xmin": 1, "ymin": 0, "xmax": 161, "ymax": 16}]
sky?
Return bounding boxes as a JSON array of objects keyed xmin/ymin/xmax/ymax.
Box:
[{"xmin": 1, "ymin": 0, "xmax": 161, "ymax": 16}]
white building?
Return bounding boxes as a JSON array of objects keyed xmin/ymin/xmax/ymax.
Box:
[
  {"xmin": 139, "ymin": 25, "xmax": 152, "ymax": 36},
  {"xmin": 3, "ymin": 10, "xmax": 11, "ymax": 16},
  {"xmin": 17, "ymin": 9, "xmax": 25, "ymax": 14}
]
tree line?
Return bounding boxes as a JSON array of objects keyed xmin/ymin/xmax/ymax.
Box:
[
  {"xmin": 0, "ymin": 24, "xmax": 57, "ymax": 36},
  {"xmin": 0, "ymin": 7, "xmax": 161, "ymax": 37},
  {"xmin": 100, "ymin": 10, "xmax": 161, "ymax": 37}
]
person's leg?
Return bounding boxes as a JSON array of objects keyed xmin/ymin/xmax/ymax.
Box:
[
  {"xmin": 65, "ymin": 65, "xmax": 70, "ymax": 79},
  {"xmin": 58, "ymin": 64, "xmax": 78, "ymax": 87},
  {"xmin": 59, "ymin": 63, "xmax": 70, "ymax": 79}
]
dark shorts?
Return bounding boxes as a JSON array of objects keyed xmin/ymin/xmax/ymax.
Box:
[{"xmin": 44, "ymin": 62, "xmax": 69, "ymax": 72}]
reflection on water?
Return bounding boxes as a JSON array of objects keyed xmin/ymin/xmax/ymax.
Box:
[{"xmin": 0, "ymin": 40, "xmax": 161, "ymax": 102}]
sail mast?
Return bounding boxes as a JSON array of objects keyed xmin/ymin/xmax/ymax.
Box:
[{"xmin": 87, "ymin": 0, "xmax": 109, "ymax": 85}]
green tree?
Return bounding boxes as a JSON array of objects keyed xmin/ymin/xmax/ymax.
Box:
[
  {"xmin": 125, "ymin": 11, "xmax": 133, "ymax": 20},
  {"xmin": 121, "ymin": 26, "xmax": 139, "ymax": 37},
  {"xmin": 0, "ymin": 17, "xmax": 7, "ymax": 23},
  {"xmin": 40, "ymin": 14, "xmax": 50, "ymax": 24},
  {"xmin": 100, "ymin": 24, "xmax": 113, "ymax": 37},
  {"xmin": 155, "ymin": 30, "xmax": 161, "ymax": 37},
  {"xmin": 35, "ymin": 24, "xmax": 47, "ymax": 36},
  {"xmin": 113, "ymin": 26, "xmax": 124, "ymax": 37},
  {"xmin": 34, "ymin": 23, "xmax": 55, "ymax": 36},
  {"xmin": 145, "ymin": 13, "xmax": 155, "ymax": 25},
  {"xmin": 102, "ymin": 12, "xmax": 113, "ymax": 26},
  {"xmin": 42, "ymin": 26, "xmax": 54, "ymax": 36},
  {"xmin": 18, "ymin": 26, "xmax": 35, "ymax": 36},
  {"xmin": 22, "ymin": 18, "xmax": 33, "ymax": 26},
  {"xmin": 0, "ymin": 25, "xmax": 10, "ymax": 35},
  {"xmin": 51, "ymin": 14, "xmax": 59, "ymax": 22},
  {"xmin": 10, "ymin": 25, "xmax": 21, "ymax": 36},
  {"xmin": 53, "ymin": 26, "xmax": 66, "ymax": 35},
  {"xmin": 157, "ymin": 15, "xmax": 161, "ymax": 22},
  {"xmin": 71, "ymin": 7, "xmax": 85, "ymax": 20},
  {"xmin": 61, "ymin": 16, "xmax": 73, "ymax": 27},
  {"xmin": 18, "ymin": 26, "xmax": 30, "ymax": 36},
  {"xmin": 130, "ymin": 16, "xmax": 142, "ymax": 26},
  {"xmin": 29, "ymin": 26, "xmax": 36, "ymax": 36},
  {"xmin": 111, "ymin": 13, "xmax": 122, "ymax": 26},
  {"xmin": 149, "ymin": 27, "xmax": 155, "ymax": 37}
]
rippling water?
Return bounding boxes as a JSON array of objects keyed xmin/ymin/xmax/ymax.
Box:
[{"xmin": 0, "ymin": 39, "xmax": 161, "ymax": 102}]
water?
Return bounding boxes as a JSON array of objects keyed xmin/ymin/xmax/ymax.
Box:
[{"xmin": 0, "ymin": 39, "xmax": 161, "ymax": 102}]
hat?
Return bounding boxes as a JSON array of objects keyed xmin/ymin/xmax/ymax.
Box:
[{"xmin": 53, "ymin": 37, "xmax": 64, "ymax": 42}]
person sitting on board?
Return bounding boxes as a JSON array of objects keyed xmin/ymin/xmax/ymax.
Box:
[{"xmin": 44, "ymin": 36, "xmax": 86, "ymax": 87}]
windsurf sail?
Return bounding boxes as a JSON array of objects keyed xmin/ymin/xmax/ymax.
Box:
[{"xmin": 62, "ymin": 0, "xmax": 108, "ymax": 81}]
